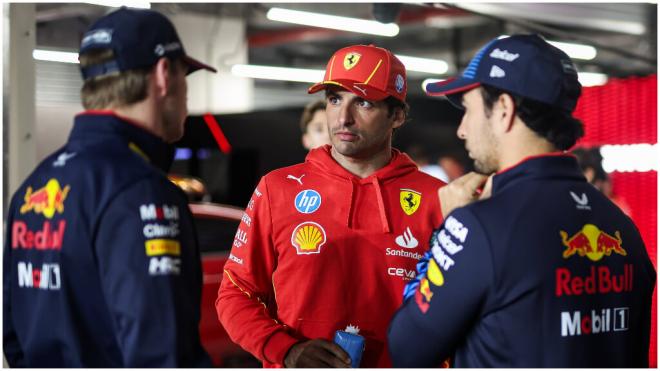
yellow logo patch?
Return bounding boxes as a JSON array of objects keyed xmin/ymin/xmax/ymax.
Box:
[
  {"xmin": 560, "ymin": 224, "xmax": 626, "ymax": 262},
  {"xmin": 145, "ymin": 239, "xmax": 181, "ymax": 256},
  {"xmin": 343, "ymin": 52, "xmax": 361, "ymax": 70},
  {"xmin": 400, "ymin": 189, "xmax": 421, "ymax": 215},
  {"xmin": 291, "ymin": 222, "xmax": 327, "ymax": 255},
  {"xmin": 427, "ymin": 258, "xmax": 445, "ymax": 287},
  {"xmin": 20, "ymin": 178, "xmax": 70, "ymax": 219}
]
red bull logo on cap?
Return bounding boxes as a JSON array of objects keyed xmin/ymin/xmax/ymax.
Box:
[
  {"xmin": 20, "ymin": 179, "xmax": 70, "ymax": 219},
  {"xmin": 560, "ymin": 224, "xmax": 626, "ymax": 262}
]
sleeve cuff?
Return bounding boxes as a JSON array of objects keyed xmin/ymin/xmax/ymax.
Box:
[{"xmin": 262, "ymin": 330, "xmax": 301, "ymax": 365}]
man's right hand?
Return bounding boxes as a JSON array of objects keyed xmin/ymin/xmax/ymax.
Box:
[
  {"xmin": 438, "ymin": 172, "xmax": 491, "ymax": 218},
  {"xmin": 284, "ymin": 339, "xmax": 351, "ymax": 368}
]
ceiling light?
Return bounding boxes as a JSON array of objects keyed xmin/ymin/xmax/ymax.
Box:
[
  {"xmin": 601, "ymin": 144, "xmax": 658, "ymax": 173},
  {"xmin": 33, "ymin": 49, "xmax": 79, "ymax": 64},
  {"xmin": 231, "ymin": 64, "xmax": 324, "ymax": 83},
  {"xmin": 497, "ymin": 35, "xmax": 597, "ymax": 60},
  {"xmin": 547, "ymin": 40, "xmax": 597, "ymax": 60},
  {"xmin": 421, "ymin": 78, "xmax": 445, "ymax": 91},
  {"xmin": 266, "ymin": 7, "xmax": 399, "ymax": 37},
  {"xmin": 397, "ymin": 55, "xmax": 448, "ymax": 74},
  {"xmin": 85, "ymin": 1, "xmax": 150, "ymax": 9},
  {"xmin": 578, "ymin": 72, "xmax": 608, "ymax": 87}
]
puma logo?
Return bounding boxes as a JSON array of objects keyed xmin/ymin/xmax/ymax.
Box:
[
  {"xmin": 287, "ymin": 174, "xmax": 305, "ymax": 185},
  {"xmin": 353, "ymin": 85, "xmax": 368, "ymax": 96}
]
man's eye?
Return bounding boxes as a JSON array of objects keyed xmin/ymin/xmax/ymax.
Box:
[
  {"xmin": 357, "ymin": 100, "xmax": 373, "ymax": 108},
  {"xmin": 327, "ymin": 96, "xmax": 340, "ymax": 105}
]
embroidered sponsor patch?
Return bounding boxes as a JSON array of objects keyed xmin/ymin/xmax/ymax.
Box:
[
  {"xmin": 20, "ymin": 179, "xmax": 70, "ymax": 219},
  {"xmin": 399, "ymin": 189, "xmax": 421, "ymax": 215},
  {"xmin": 291, "ymin": 221, "xmax": 327, "ymax": 255},
  {"xmin": 145, "ymin": 239, "xmax": 181, "ymax": 256}
]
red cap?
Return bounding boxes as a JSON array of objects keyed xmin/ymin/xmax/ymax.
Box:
[{"xmin": 308, "ymin": 44, "xmax": 407, "ymax": 103}]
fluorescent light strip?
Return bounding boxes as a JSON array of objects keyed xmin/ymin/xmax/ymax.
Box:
[
  {"xmin": 85, "ymin": 1, "xmax": 150, "ymax": 9},
  {"xmin": 231, "ymin": 64, "xmax": 324, "ymax": 83},
  {"xmin": 498, "ymin": 35, "xmax": 597, "ymax": 61},
  {"xmin": 579, "ymin": 72, "xmax": 608, "ymax": 87},
  {"xmin": 397, "ymin": 55, "xmax": 448, "ymax": 75},
  {"xmin": 600, "ymin": 144, "xmax": 658, "ymax": 173},
  {"xmin": 33, "ymin": 49, "xmax": 79, "ymax": 64},
  {"xmin": 266, "ymin": 7, "xmax": 399, "ymax": 37},
  {"xmin": 547, "ymin": 40, "xmax": 597, "ymax": 61},
  {"xmin": 233, "ymin": 53, "xmax": 449, "ymax": 83}
]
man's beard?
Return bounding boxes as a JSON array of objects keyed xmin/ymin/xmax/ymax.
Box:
[{"xmin": 473, "ymin": 157, "xmax": 497, "ymax": 174}]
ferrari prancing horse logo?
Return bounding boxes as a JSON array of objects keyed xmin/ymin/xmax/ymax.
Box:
[
  {"xmin": 344, "ymin": 52, "xmax": 361, "ymax": 70},
  {"xmin": 400, "ymin": 189, "xmax": 421, "ymax": 216}
]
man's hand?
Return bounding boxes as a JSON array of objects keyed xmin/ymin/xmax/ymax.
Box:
[
  {"xmin": 284, "ymin": 339, "xmax": 351, "ymax": 368},
  {"xmin": 438, "ymin": 172, "xmax": 491, "ymax": 218}
]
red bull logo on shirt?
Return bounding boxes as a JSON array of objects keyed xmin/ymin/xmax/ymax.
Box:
[
  {"xmin": 415, "ymin": 278, "xmax": 433, "ymax": 314},
  {"xmin": 560, "ymin": 224, "xmax": 626, "ymax": 262},
  {"xmin": 19, "ymin": 179, "xmax": 70, "ymax": 219}
]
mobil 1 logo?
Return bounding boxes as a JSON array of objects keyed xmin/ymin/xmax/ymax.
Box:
[
  {"xmin": 294, "ymin": 190, "xmax": 321, "ymax": 214},
  {"xmin": 560, "ymin": 307, "xmax": 629, "ymax": 337}
]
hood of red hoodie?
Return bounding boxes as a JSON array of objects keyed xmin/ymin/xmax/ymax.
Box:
[
  {"xmin": 304, "ymin": 145, "xmax": 419, "ymax": 233},
  {"xmin": 305, "ymin": 145, "xmax": 419, "ymax": 183}
]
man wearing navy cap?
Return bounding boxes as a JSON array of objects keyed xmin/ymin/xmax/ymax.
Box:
[
  {"xmin": 3, "ymin": 7, "xmax": 214, "ymax": 367},
  {"xmin": 387, "ymin": 34, "xmax": 655, "ymax": 367}
]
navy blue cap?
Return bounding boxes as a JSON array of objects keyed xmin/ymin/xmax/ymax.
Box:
[
  {"xmin": 425, "ymin": 34, "xmax": 581, "ymax": 112},
  {"xmin": 79, "ymin": 7, "xmax": 216, "ymax": 80}
]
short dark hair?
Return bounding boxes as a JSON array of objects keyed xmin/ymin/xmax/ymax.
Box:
[
  {"xmin": 384, "ymin": 96, "xmax": 410, "ymax": 122},
  {"xmin": 480, "ymin": 84, "xmax": 584, "ymax": 150},
  {"xmin": 80, "ymin": 49, "xmax": 181, "ymax": 110},
  {"xmin": 299, "ymin": 99, "xmax": 326, "ymax": 133}
]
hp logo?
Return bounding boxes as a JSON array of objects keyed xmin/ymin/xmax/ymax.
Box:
[{"xmin": 294, "ymin": 190, "xmax": 321, "ymax": 214}]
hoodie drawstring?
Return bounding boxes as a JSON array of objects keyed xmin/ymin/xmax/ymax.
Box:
[
  {"xmin": 371, "ymin": 177, "xmax": 391, "ymax": 233},
  {"xmin": 346, "ymin": 180, "xmax": 355, "ymax": 228}
]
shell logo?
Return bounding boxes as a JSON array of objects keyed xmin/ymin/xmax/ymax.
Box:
[{"xmin": 291, "ymin": 221, "xmax": 327, "ymax": 255}]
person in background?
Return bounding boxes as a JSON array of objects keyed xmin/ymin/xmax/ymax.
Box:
[
  {"xmin": 3, "ymin": 7, "xmax": 215, "ymax": 367},
  {"xmin": 300, "ymin": 99, "xmax": 331, "ymax": 150},
  {"xmin": 572, "ymin": 147, "xmax": 632, "ymax": 216},
  {"xmin": 437, "ymin": 152, "xmax": 466, "ymax": 181},
  {"xmin": 217, "ymin": 44, "xmax": 445, "ymax": 367},
  {"xmin": 388, "ymin": 34, "xmax": 655, "ymax": 367},
  {"xmin": 406, "ymin": 144, "xmax": 449, "ymax": 183}
]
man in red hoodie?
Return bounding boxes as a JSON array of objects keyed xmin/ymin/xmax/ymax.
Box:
[{"xmin": 216, "ymin": 45, "xmax": 445, "ymax": 367}]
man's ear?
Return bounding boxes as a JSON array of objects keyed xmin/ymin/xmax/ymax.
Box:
[
  {"xmin": 301, "ymin": 133, "xmax": 312, "ymax": 151},
  {"xmin": 152, "ymin": 57, "xmax": 171, "ymax": 99},
  {"xmin": 391, "ymin": 107, "xmax": 406, "ymax": 130},
  {"xmin": 494, "ymin": 93, "xmax": 516, "ymax": 133}
]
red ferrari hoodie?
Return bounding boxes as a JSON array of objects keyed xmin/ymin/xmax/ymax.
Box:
[{"xmin": 216, "ymin": 145, "xmax": 444, "ymax": 367}]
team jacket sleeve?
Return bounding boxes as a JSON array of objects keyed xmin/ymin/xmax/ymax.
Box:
[
  {"xmin": 388, "ymin": 208, "xmax": 494, "ymax": 367},
  {"xmin": 94, "ymin": 179, "xmax": 211, "ymax": 367},
  {"xmin": 3, "ymin": 201, "xmax": 25, "ymax": 367},
  {"xmin": 216, "ymin": 177, "xmax": 299, "ymax": 365}
]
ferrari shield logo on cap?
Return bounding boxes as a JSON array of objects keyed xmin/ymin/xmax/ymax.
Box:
[
  {"xmin": 400, "ymin": 189, "xmax": 421, "ymax": 216},
  {"xmin": 343, "ymin": 52, "xmax": 361, "ymax": 70}
]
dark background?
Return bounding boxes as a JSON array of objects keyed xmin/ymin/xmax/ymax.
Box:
[{"xmin": 173, "ymin": 96, "xmax": 467, "ymax": 207}]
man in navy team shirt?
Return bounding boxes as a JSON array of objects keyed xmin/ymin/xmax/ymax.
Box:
[{"xmin": 388, "ymin": 34, "xmax": 655, "ymax": 367}]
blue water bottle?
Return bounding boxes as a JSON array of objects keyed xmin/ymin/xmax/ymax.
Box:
[{"xmin": 333, "ymin": 325, "xmax": 365, "ymax": 368}]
